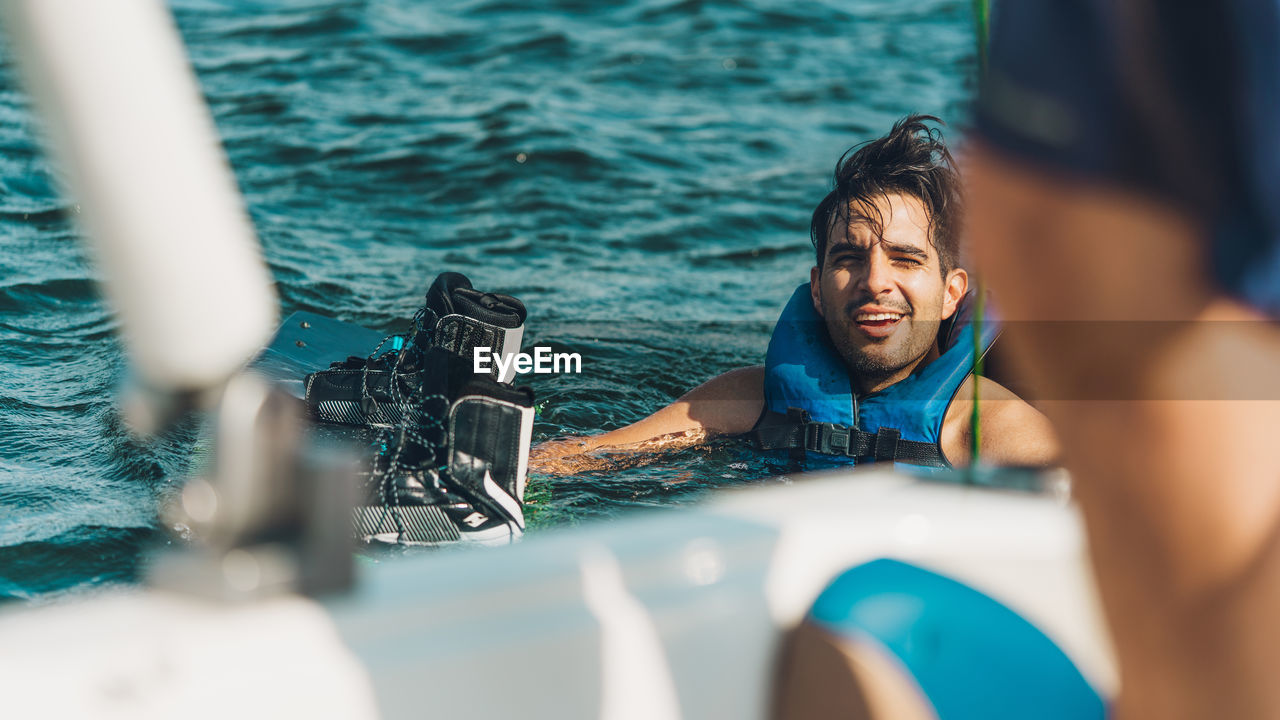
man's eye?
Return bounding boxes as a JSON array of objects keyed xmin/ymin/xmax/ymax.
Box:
[{"xmin": 893, "ymin": 256, "xmax": 923, "ymax": 266}]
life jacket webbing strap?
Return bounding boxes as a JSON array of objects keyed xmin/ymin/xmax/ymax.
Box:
[{"xmin": 752, "ymin": 412, "xmax": 948, "ymax": 468}]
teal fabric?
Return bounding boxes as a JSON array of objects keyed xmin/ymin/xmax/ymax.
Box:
[{"xmin": 809, "ymin": 559, "xmax": 1106, "ymax": 720}]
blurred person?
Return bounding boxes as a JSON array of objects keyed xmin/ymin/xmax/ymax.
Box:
[
  {"xmin": 967, "ymin": 1, "xmax": 1280, "ymax": 717},
  {"xmin": 534, "ymin": 115, "xmax": 1057, "ymax": 474}
]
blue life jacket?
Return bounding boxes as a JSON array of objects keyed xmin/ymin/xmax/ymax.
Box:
[{"xmin": 753, "ymin": 284, "xmax": 1000, "ymax": 467}]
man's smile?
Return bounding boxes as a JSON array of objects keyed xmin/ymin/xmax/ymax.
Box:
[{"xmin": 851, "ymin": 305, "xmax": 909, "ymax": 338}]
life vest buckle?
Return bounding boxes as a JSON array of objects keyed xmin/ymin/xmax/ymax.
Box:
[
  {"xmin": 804, "ymin": 422, "xmax": 852, "ymax": 455},
  {"xmin": 828, "ymin": 425, "xmax": 851, "ymax": 454}
]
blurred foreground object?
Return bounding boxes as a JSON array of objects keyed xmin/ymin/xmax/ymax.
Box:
[
  {"xmin": 153, "ymin": 371, "xmax": 356, "ymax": 599},
  {"xmin": 0, "ymin": 468, "xmax": 1113, "ymax": 719},
  {"xmin": 969, "ymin": 1, "xmax": 1280, "ymax": 717}
]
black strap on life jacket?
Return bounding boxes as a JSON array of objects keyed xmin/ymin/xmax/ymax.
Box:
[{"xmin": 751, "ymin": 408, "xmax": 948, "ymax": 468}]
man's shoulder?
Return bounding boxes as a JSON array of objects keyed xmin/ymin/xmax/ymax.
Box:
[
  {"xmin": 943, "ymin": 376, "xmax": 1059, "ymax": 466},
  {"xmin": 945, "ymin": 375, "xmax": 1022, "ymax": 417}
]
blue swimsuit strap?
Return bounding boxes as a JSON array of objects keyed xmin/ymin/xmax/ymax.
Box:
[{"xmin": 809, "ymin": 559, "xmax": 1107, "ymax": 720}]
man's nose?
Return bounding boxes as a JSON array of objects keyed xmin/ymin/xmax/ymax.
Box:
[{"xmin": 856, "ymin": 252, "xmax": 894, "ymax": 295}]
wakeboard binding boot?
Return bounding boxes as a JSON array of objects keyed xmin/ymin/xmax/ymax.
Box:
[
  {"xmin": 355, "ymin": 358, "xmax": 534, "ymax": 546},
  {"xmin": 303, "ymin": 272, "xmax": 533, "ymax": 546},
  {"xmin": 303, "ymin": 271, "xmax": 526, "ymax": 427},
  {"xmin": 416, "ymin": 271, "xmax": 526, "ymax": 383}
]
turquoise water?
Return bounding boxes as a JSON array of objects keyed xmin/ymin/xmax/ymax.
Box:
[{"xmin": 0, "ymin": 0, "xmax": 977, "ymax": 600}]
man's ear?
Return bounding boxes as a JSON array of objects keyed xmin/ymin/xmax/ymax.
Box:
[
  {"xmin": 941, "ymin": 268, "xmax": 969, "ymax": 320},
  {"xmin": 809, "ymin": 266, "xmax": 824, "ymax": 318}
]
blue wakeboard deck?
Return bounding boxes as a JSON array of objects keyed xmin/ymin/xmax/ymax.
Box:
[{"xmin": 250, "ymin": 311, "xmax": 390, "ymax": 399}]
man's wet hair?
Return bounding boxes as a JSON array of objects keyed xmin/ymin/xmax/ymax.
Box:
[{"xmin": 810, "ymin": 114, "xmax": 962, "ymax": 276}]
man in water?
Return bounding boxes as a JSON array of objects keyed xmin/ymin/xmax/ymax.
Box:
[{"xmin": 534, "ymin": 115, "xmax": 1057, "ymax": 471}]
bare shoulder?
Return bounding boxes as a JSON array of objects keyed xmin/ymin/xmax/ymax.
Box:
[{"xmin": 942, "ymin": 375, "xmax": 1060, "ymax": 467}]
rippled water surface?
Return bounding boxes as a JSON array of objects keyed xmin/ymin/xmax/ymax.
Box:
[{"xmin": 0, "ymin": 0, "xmax": 976, "ymax": 600}]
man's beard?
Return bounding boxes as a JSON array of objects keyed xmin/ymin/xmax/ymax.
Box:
[{"xmin": 823, "ymin": 302, "xmax": 940, "ymax": 389}]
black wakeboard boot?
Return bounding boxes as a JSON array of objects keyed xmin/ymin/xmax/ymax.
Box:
[
  {"xmin": 303, "ymin": 271, "xmax": 526, "ymax": 428},
  {"xmin": 302, "ymin": 272, "xmax": 533, "ymax": 546},
  {"xmin": 351, "ymin": 347, "xmax": 534, "ymax": 546},
  {"xmin": 414, "ymin": 271, "xmax": 526, "ymax": 383}
]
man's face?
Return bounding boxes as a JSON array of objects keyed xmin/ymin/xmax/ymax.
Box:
[{"xmin": 810, "ymin": 192, "xmax": 968, "ymax": 393}]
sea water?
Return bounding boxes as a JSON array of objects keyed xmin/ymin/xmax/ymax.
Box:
[{"xmin": 0, "ymin": 0, "xmax": 976, "ymax": 600}]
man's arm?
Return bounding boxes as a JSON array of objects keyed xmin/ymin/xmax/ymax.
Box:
[
  {"xmin": 941, "ymin": 375, "xmax": 1060, "ymax": 467},
  {"xmin": 530, "ymin": 366, "xmax": 765, "ymax": 474}
]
